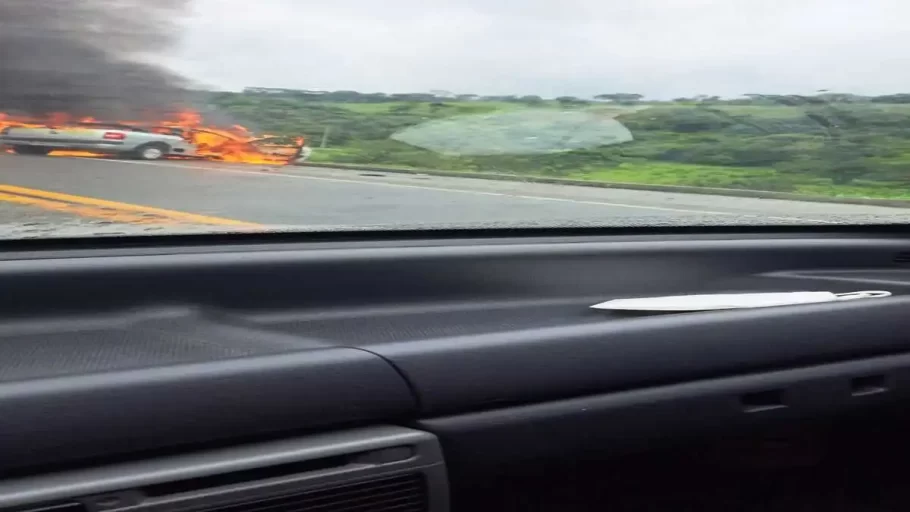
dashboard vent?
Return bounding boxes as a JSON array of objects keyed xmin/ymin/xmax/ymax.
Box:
[
  {"xmin": 0, "ymin": 428, "xmax": 447, "ymax": 512},
  {"xmin": 894, "ymin": 252, "xmax": 910, "ymax": 263},
  {"xmin": 141, "ymin": 454, "xmax": 354, "ymax": 497},
  {"xmin": 198, "ymin": 474, "xmax": 427, "ymax": 512}
]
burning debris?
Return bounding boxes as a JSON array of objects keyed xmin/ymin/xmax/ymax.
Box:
[{"xmin": 0, "ymin": 0, "xmax": 306, "ymax": 165}]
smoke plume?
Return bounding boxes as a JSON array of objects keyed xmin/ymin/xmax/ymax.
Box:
[{"xmin": 0, "ymin": 0, "xmax": 192, "ymax": 119}]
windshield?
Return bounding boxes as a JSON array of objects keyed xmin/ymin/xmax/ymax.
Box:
[{"xmin": 1, "ymin": 0, "xmax": 909, "ymax": 239}]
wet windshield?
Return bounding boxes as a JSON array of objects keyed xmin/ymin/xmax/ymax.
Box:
[{"xmin": 0, "ymin": 0, "xmax": 909, "ymax": 238}]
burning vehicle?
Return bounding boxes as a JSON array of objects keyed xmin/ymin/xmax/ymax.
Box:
[
  {"xmin": 0, "ymin": 112, "xmax": 309, "ymax": 165},
  {"xmin": 0, "ymin": 122, "xmax": 196, "ymax": 160},
  {"xmin": 0, "ymin": 1, "xmax": 312, "ymax": 167},
  {"xmin": 0, "ymin": 1, "xmax": 320, "ymax": 165}
]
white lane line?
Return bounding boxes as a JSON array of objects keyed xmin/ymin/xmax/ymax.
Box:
[{"xmin": 91, "ymin": 159, "xmax": 836, "ymax": 222}]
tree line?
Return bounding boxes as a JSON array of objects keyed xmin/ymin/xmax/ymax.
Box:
[{"xmin": 240, "ymin": 88, "xmax": 910, "ymax": 106}]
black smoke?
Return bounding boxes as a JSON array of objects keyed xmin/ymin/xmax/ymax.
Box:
[{"xmin": 0, "ymin": 0, "xmax": 193, "ymax": 120}]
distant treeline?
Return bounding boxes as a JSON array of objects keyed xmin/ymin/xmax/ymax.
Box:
[{"xmin": 240, "ymin": 87, "xmax": 910, "ymax": 106}]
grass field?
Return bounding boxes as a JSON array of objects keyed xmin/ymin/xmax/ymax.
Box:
[{"xmin": 309, "ymin": 148, "xmax": 910, "ymax": 200}]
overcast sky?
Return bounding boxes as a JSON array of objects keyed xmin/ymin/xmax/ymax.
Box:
[{"xmin": 163, "ymin": 0, "xmax": 908, "ymax": 99}]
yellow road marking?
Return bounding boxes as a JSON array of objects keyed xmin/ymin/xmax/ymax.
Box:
[
  {"xmin": 0, "ymin": 184, "xmax": 260, "ymax": 227},
  {"xmin": 0, "ymin": 191, "xmax": 176, "ymax": 224}
]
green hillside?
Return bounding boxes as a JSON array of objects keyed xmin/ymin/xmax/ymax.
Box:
[{"xmin": 209, "ymin": 92, "xmax": 910, "ymax": 200}]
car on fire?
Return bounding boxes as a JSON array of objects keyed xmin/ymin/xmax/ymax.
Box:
[{"xmin": 0, "ymin": 123, "xmax": 197, "ymax": 160}]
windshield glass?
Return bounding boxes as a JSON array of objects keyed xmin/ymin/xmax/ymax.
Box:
[{"xmin": 1, "ymin": 0, "xmax": 909, "ymax": 238}]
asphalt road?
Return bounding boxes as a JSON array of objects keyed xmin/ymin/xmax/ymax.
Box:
[{"xmin": 0, "ymin": 152, "xmax": 909, "ymax": 234}]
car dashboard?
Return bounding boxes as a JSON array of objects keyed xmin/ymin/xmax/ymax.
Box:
[{"xmin": 3, "ymin": 228, "xmax": 910, "ymax": 511}]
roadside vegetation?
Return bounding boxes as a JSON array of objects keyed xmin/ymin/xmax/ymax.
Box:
[{"xmin": 208, "ymin": 90, "xmax": 910, "ymax": 200}]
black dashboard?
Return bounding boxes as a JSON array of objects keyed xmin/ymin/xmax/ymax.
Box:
[{"xmin": 3, "ymin": 228, "xmax": 910, "ymax": 512}]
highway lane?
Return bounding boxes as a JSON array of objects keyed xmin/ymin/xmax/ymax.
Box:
[{"xmin": 0, "ymin": 153, "xmax": 909, "ymax": 230}]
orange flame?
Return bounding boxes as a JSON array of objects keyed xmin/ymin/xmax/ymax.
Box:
[{"xmin": 0, "ymin": 110, "xmax": 304, "ymax": 165}]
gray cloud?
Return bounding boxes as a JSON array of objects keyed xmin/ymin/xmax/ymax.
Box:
[{"xmin": 166, "ymin": 0, "xmax": 909, "ymax": 98}]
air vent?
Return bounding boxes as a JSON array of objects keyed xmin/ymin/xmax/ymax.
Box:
[
  {"xmin": 0, "ymin": 427, "xmax": 447, "ymax": 512},
  {"xmin": 197, "ymin": 474, "xmax": 427, "ymax": 512},
  {"xmin": 894, "ymin": 252, "xmax": 910, "ymax": 263},
  {"xmin": 141, "ymin": 454, "xmax": 356, "ymax": 497}
]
